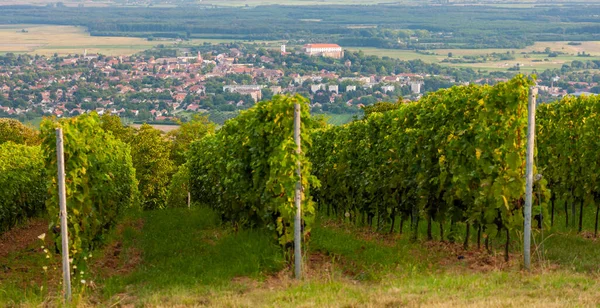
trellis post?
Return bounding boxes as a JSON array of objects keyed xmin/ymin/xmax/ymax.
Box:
[
  {"xmin": 56, "ymin": 128, "xmax": 72, "ymax": 302},
  {"xmin": 524, "ymin": 87, "xmax": 538, "ymax": 270},
  {"xmin": 294, "ymin": 103, "xmax": 302, "ymax": 279}
]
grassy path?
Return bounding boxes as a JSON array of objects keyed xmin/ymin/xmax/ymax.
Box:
[
  {"xmin": 98, "ymin": 208, "xmax": 600, "ymax": 307},
  {"xmin": 3, "ymin": 207, "xmax": 600, "ymax": 306}
]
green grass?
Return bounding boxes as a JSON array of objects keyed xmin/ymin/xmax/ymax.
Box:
[
  {"xmin": 350, "ymin": 45, "xmax": 600, "ymax": 73},
  {"xmin": 98, "ymin": 207, "xmax": 284, "ymax": 305},
  {"xmin": 101, "ymin": 207, "xmax": 600, "ymax": 306},
  {"xmin": 4, "ymin": 205, "xmax": 600, "ymax": 306},
  {"xmin": 346, "ymin": 47, "xmax": 442, "ymax": 63},
  {"xmin": 320, "ymin": 113, "xmax": 358, "ymax": 126},
  {"xmin": 310, "ymin": 220, "xmax": 444, "ymax": 282}
]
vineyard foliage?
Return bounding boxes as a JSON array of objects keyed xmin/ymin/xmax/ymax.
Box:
[
  {"xmin": 310, "ymin": 75, "xmax": 549, "ymax": 258},
  {"xmin": 99, "ymin": 115, "xmax": 177, "ymax": 209},
  {"xmin": 99, "ymin": 113, "xmax": 135, "ymax": 143},
  {"xmin": 0, "ymin": 142, "xmax": 45, "ymax": 232},
  {"xmin": 537, "ymin": 94, "xmax": 600, "ymax": 234},
  {"xmin": 40, "ymin": 114, "xmax": 138, "ymax": 262},
  {"xmin": 361, "ymin": 101, "xmax": 403, "ymax": 118},
  {"xmin": 6, "ymin": 75, "xmax": 600, "ymax": 266},
  {"xmin": 130, "ymin": 124, "xmax": 175, "ymax": 210},
  {"xmin": 0, "ymin": 118, "xmax": 40, "ymax": 146},
  {"xmin": 188, "ymin": 95, "xmax": 321, "ymax": 246},
  {"xmin": 168, "ymin": 114, "xmax": 216, "ymax": 166},
  {"xmin": 166, "ymin": 164, "xmax": 191, "ymax": 208}
]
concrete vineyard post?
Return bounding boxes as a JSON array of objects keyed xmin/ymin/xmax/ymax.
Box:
[
  {"xmin": 523, "ymin": 87, "xmax": 538, "ymax": 270},
  {"xmin": 56, "ymin": 128, "xmax": 72, "ymax": 302},
  {"xmin": 294, "ymin": 103, "xmax": 302, "ymax": 279}
]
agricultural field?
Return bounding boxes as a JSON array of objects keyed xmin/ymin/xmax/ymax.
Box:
[
  {"xmin": 0, "ymin": 25, "xmax": 240, "ymax": 56},
  {"xmin": 349, "ymin": 41, "xmax": 600, "ymax": 72},
  {"xmin": 5, "ymin": 24, "xmax": 595, "ymax": 73}
]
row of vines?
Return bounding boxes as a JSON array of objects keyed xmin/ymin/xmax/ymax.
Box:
[
  {"xmin": 0, "ymin": 119, "xmax": 43, "ymax": 232},
  {"xmin": 537, "ymin": 94, "xmax": 600, "ymax": 235},
  {"xmin": 0, "ymin": 112, "xmax": 215, "ymax": 276},
  {"xmin": 309, "ymin": 75, "xmax": 550, "ymax": 260},
  {"xmin": 3, "ymin": 75, "xmax": 600, "ymax": 267},
  {"xmin": 40, "ymin": 114, "xmax": 138, "ymax": 268},
  {"xmin": 188, "ymin": 95, "xmax": 319, "ymax": 246}
]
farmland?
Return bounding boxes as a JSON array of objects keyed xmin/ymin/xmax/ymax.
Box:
[
  {"xmin": 349, "ymin": 41, "xmax": 600, "ymax": 72},
  {"xmin": 0, "ymin": 25, "xmax": 247, "ymax": 56},
  {"xmin": 0, "ymin": 25, "xmax": 158, "ymax": 56},
  {"xmin": 2, "ymin": 4, "xmax": 600, "ymax": 51},
  {"xmin": 2, "ymin": 24, "xmax": 599, "ymax": 73}
]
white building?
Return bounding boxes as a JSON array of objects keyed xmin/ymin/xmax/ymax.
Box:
[
  {"xmin": 303, "ymin": 44, "xmax": 344, "ymax": 59},
  {"xmin": 410, "ymin": 82, "xmax": 422, "ymax": 94},
  {"xmin": 346, "ymin": 85, "xmax": 356, "ymax": 92},
  {"xmin": 328, "ymin": 85, "xmax": 339, "ymax": 94},
  {"xmin": 223, "ymin": 85, "xmax": 266, "ymax": 102},
  {"xmin": 270, "ymin": 86, "xmax": 282, "ymax": 95},
  {"xmin": 311, "ymin": 84, "xmax": 326, "ymax": 93},
  {"xmin": 382, "ymin": 85, "xmax": 395, "ymax": 93},
  {"xmin": 223, "ymin": 85, "xmax": 265, "ymax": 92}
]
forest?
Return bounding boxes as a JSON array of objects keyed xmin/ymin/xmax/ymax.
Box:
[{"xmin": 1, "ymin": 4, "xmax": 600, "ymax": 48}]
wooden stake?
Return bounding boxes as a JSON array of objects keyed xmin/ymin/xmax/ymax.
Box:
[
  {"xmin": 294, "ymin": 103, "xmax": 302, "ymax": 280},
  {"xmin": 56, "ymin": 128, "xmax": 72, "ymax": 302},
  {"xmin": 523, "ymin": 87, "xmax": 537, "ymax": 270}
]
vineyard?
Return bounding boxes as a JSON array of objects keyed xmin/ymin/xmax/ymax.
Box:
[{"xmin": 3, "ymin": 76, "xmax": 600, "ymax": 306}]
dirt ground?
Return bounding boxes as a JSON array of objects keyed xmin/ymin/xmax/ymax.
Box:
[{"xmin": 0, "ymin": 218, "xmax": 48, "ymax": 259}]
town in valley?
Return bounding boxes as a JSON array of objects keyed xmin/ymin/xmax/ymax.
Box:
[{"xmin": 1, "ymin": 41, "xmax": 597, "ymax": 126}]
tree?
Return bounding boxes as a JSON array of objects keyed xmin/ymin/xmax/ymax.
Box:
[
  {"xmin": 100, "ymin": 113, "xmax": 135, "ymax": 142},
  {"xmin": 448, "ymin": 52, "xmax": 453, "ymax": 58},
  {"xmin": 0, "ymin": 119, "xmax": 40, "ymax": 146},
  {"xmin": 130, "ymin": 124, "xmax": 175, "ymax": 210},
  {"xmin": 261, "ymin": 88, "xmax": 274, "ymax": 101},
  {"xmin": 362, "ymin": 101, "xmax": 402, "ymax": 118},
  {"xmin": 168, "ymin": 114, "xmax": 216, "ymax": 166}
]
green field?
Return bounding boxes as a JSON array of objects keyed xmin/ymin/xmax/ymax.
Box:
[
  {"xmin": 318, "ymin": 113, "xmax": 359, "ymax": 125},
  {"xmin": 349, "ymin": 42, "xmax": 600, "ymax": 72}
]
